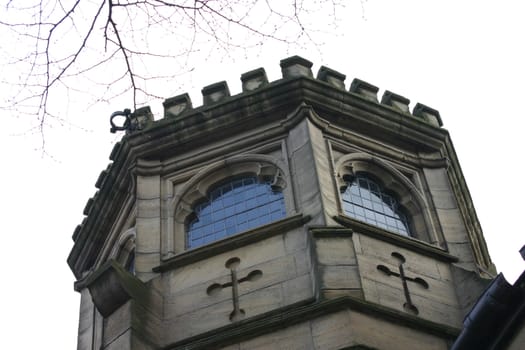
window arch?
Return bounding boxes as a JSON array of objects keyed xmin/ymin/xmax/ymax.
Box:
[
  {"xmin": 109, "ymin": 227, "xmax": 136, "ymax": 274},
  {"xmin": 341, "ymin": 173, "xmax": 411, "ymax": 236},
  {"xmin": 186, "ymin": 176, "xmax": 286, "ymax": 248},
  {"xmin": 167, "ymin": 154, "xmax": 291, "ymax": 256},
  {"xmin": 335, "ymin": 152, "xmax": 438, "ymax": 243}
]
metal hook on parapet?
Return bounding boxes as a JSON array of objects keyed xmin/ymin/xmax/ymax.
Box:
[{"xmin": 110, "ymin": 109, "xmax": 132, "ymax": 133}]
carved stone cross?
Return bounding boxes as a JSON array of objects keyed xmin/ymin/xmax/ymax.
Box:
[
  {"xmin": 377, "ymin": 252, "xmax": 429, "ymax": 315},
  {"xmin": 206, "ymin": 257, "xmax": 262, "ymax": 321}
]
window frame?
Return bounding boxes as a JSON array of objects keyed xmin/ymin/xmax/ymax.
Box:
[
  {"xmin": 185, "ymin": 175, "xmax": 287, "ymax": 249},
  {"xmin": 341, "ymin": 172, "xmax": 413, "ymax": 236},
  {"xmin": 168, "ymin": 154, "xmax": 291, "ymax": 257},
  {"xmin": 334, "ymin": 152, "xmax": 436, "ymax": 243}
]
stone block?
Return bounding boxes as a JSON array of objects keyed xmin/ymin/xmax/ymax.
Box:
[
  {"xmin": 166, "ymin": 285, "xmax": 285, "ymax": 343},
  {"xmin": 95, "ymin": 166, "xmax": 110, "ymax": 189},
  {"xmin": 361, "ymin": 276, "xmax": 380, "ymax": 303},
  {"xmin": 166, "ymin": 253, "xmax": 299, "ymax": 316},
  {"xmin": 413, "ymin": 103, "xmax": 443, "ymax": 127},
  {"xmin": 239, "ymin": 322, "xmax": 314, "ymax": 350},
  {"xmin": 282, "ymin": 273, "xmax": 314, "ymax": 305},
  {"xmin": 320, "ymin": 265, "xmax": 361, "ymax": 290},
  {"xmin": 311, "ymin": 309, "xmax": 353, "ymax": 349},
  {"xmin": 167, "ymin": 235, "xmax": 288, "ymax": 294},
  {"xmin": 202, "ymin": 81, "xmax": 231, "ymax": 105},
  {"xmin": 292, "ymin": 249, "xmax": 312, "ymax": 276},
  {"xmin": 77, "ymin": 289, "xmax": 98, "ymax": 350},
  {"xmin": 280, "ymin": 55, "xmax": 313, "ymax": 79},
  {"xmin": 83, "ymin": 195, "xmax": 95, "ymax": 215},
  {"xmin": 435, "ymin": 208, "xmax": 468, "ymax": 243},
  {"xmin": 350, "ymin": 311, "xmax": 449, "ymax": 350},
  {"xmin": 349, "ymin": 78, "xmax": 379, "ymax": 102},
  {"xmin": 104, "ymin": 329, "xmax": 131, "ymax": 350},
  {"xmin": 313, "ymin": 309, "xmax": 450, "ymax": 350},
  {"xmin": 436, "ymin": 261, "xmax": 453, "ymax": 282},
  {"xmin": 137, "ymin": 175, "xmax": 160, "ymax": 200},
  {"xmin": 136, "ymin": 218, "xmax": 160, "ymax": 253},
  {"xmin": 430, "ymin": 189, "xmax": 458, "ymax": 210},
  {"xmin": 163, "ymin": 248, "xmax": 314, "ymax": 343},
  {"xmin": 381, "ymin": 90, "xmax": 410, "ymax": 113},
  {"xmin": 356, "ymin": 235, "xmax": 443, "ymax": 278},
  {"xmin": 315, "ymin": 236, "xmax": 356, "ymax": 265},
  {"xmin": 127, "ymin": 106, "xmax": 154, "ymax": 134},
  {"xmin": 287, "ymin": 134, "xmax": 320, "ymax": 221},
  {"xmin": 322, "ymin": 289, "xmax": 363, "ymax": 299},
  {"xmin": 137, "ymin": 198, "xmax": 161, "ymax": 218},
  {"xmin": 72, "ymin": 224, "xmax": 82, "ymax": 241},
  {"xmin": 287, "ymin": 118, "xmax": 310, "ymax": 153},
  {"xmin": 241, "ymin": 68, "xmax": 268, "ymax": 92},
  {"xmin": 447, "ymin": 242, "xmax": 475, "ymax": 265},
  {"xmin": 135, "ymin": 252, "xmax": 160, "ymax": 277},
  {"xmin": 356, "ymin": 244, "xmax": 441, "ymax": 285},
  {"xmin": 103, "ymin": 302, "xmax": 131, "ymax": 347},
  {"xmin": 317, "ymin": 66, "xmax": 346, "ymax": 89},
  {"xmin": 283, "ymin": 227, "xmax": 308, "ymax": 253},
  {"xmin": 163, "ymin": 93, "xmax": 192, "ymax": 118},
  {"xmin": 423, "ymin": 168, "xmax": 451, "ymax": 191}
]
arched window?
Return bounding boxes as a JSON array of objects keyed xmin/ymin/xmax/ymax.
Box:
[
  {"xmin": 186, "ymin": 176, "xmax": 286, "ymax": 248},
  {"xmin": 109, "ymin": 227, "xmax": 136, "ymax": 273},
  {"xmin": 341, "ymin": 173, "xmax": 411, "ymax": 236}
]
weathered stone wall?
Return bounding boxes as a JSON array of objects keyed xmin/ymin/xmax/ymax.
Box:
[
  {"xmin": 219, "ymin": 309, "xmax": 450, "ymax": 350},
  {"xmin": 162, "ymin": 226, "xmax": 314, "ymax": 344}
]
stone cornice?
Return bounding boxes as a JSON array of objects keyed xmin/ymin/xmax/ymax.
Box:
[
  {"xmin": 153, "ymin": 214, "xmax": 310, "ymax": 273},
  {"xmin": 163, "ymin": 296, "xmax": 460, "ymax": 350},
  {"xmin": 334, "ymin": 215, "xmax": 459, "ymax": 263}
]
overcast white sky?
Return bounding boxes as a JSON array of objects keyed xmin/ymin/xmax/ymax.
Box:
[{"xmin": 1, "ymin": 1, "xmax": 524, "ymax": 348}]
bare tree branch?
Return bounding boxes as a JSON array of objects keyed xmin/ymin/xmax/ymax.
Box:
[{"xmin": 0, "ymin": 0, "xmax": 345, "ymax": 145}]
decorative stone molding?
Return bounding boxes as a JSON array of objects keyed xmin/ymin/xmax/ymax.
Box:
[
  {"xmin": 109, "ymin": 227, "xmax": 136, "ymax": 269},
  {"xmin": 164, "ymin": 296, "xmax": 460, "ymax": 350},
  {"xmin": 165, "ymin": 154, "xmax": 289, "ymax": 257}
]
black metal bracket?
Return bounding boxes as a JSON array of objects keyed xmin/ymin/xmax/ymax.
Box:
[{"xmin": 110, "ymin": 109, "xmax": 132, "ymax": 133}]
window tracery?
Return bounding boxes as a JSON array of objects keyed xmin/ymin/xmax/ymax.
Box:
[
  {"xmin": 335, "ymin": 152, "xmax": 436, "ymax": 243},
  {"xmin": 341, "ymin": 173, "xmax": 411, "ymax": 236},
  {"xmin": 186, "ymin": 176, "xmax": 286, "ymax": 248},
  {"xmin": 167, "ymin": 155, "xmax": 291, "ymax": 256}
]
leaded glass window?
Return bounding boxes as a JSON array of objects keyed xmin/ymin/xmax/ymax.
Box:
[
  {"xmin": 186, "ymin": 176, "xmax": 286, "ymax": 248},
  {"xmin": 341, "ymin": 173, "xmax": 411, "ymax": 236}
]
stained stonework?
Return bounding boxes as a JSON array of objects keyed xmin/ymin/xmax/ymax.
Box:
[{"xmin": 69, "ymin": 56, "xmax": 495, "ymax": 349}]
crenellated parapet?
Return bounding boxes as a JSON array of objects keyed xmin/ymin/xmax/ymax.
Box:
[
  {"xmin": 125, "ymin": 55, "xmax": 442, "ymax": 134},
  {"xmin": 70, "ymin": 55, "xmax": 486, "ymax": 282},
  {"xmin": 68, "ymin": 55, "xmax": 497, "ymax": 350}
]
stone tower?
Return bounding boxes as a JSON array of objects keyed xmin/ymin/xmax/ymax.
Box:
[{"xmin": 68, "ymin": 56, "xmax": 495, "ymax": 350}]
